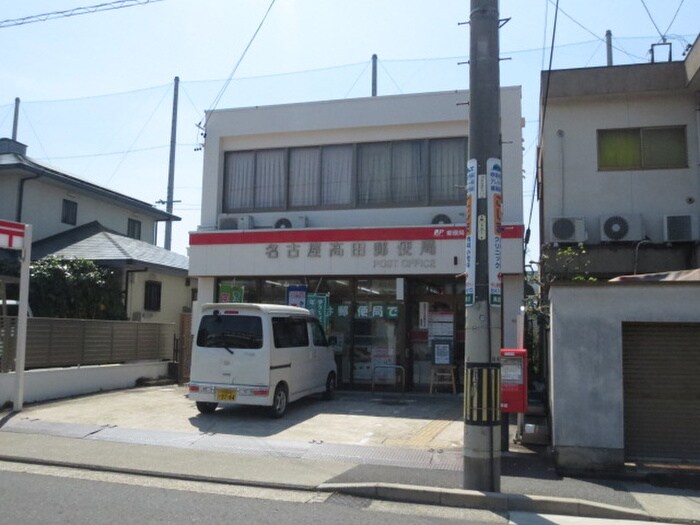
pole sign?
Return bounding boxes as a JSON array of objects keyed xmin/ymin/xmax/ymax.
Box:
[
  {"xmin": 465, "ymin": 159, "xmax": 477, "ymax": 306},
  {"xmin": 487, "ymin": 158, "xmax": 502, "ymax": 306},
  {"xmin": 0, "ymin": 220, "xmax": 25, "ymax": 250}
]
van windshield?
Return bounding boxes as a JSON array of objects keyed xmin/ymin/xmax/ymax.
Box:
[{"xmin": 197, "ymin": 314, "xmax": 263, "ymax": 349}]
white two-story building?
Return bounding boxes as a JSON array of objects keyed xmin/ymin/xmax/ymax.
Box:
[{"xmin": 189, "ymin": 89, "xmax": 524, "ymax": 391}]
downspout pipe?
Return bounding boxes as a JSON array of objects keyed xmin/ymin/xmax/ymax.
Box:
[{"xmin": 16, "ymin": 173, "xmax": 41, "ymax": 222}]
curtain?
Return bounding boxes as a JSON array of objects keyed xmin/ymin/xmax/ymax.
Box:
[
  {"xmin": 255, "ymin": 149, "xmax": 285, "ymax": 208},
  {"xmin": 224, "ymin": 151, "xmax": 255, "ymax": 211},
  {"xmin": 289, "ymin": 147, "xmax": 320, "ymax": 207},
  {"xmin": 322, "ymin": 145, "xmax": 353, "ymax": 205},
  {"xmin": 597, "ymin": 129, "xmax": 641, "ymax": 169},
  {"xmin": 430, "ymin": 138, "xmax": 466, "ymax": 201},
  {"xmin": 358, "ymin": 142, "xmax": 391, "ymax": 205},
  {"xmin": 392, "ymin": 141, "xmax": 424, "ymax": 203}
]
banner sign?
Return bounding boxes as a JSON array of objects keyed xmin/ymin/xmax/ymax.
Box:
[
  {"xmin": 465, "ymin": 159, "xmax": 477, "ymax": 306},
  {"xmin": 487, "ymin": 158, "xmax": 503, "ymax": 306},
  {"xmin": 306, "ymin": 293, "xmax": 330, "ymax": 329}
]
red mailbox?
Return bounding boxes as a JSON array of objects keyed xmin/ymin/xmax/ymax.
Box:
[{"xmin": 500, "ymin": 348, "xmax": 527, "ymax": 413}]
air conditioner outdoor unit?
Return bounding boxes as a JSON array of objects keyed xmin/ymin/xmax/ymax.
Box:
[
  {"xmin": 664, "ymin": 214, "xmax": 698, "ymax": 242},
  {"xmin": 218, "ymin": 215, "xmax": 238, "ymax": 230},
  {"xmin": 432, "ymin": 214, "xmax": 452, "ymax": 225},
  {"xmin": 238, "ymin": 216, "xmax": 255, "ymax": 230},
  {"xmin": 599, "ymin": 214, "xmax": 644, "ymax": 242},
  {"xmin": 549, "ymin": 217, "xmax": 587, "ymax": 243},
  {"xmin": 274, "ymin": 216, "xmax": 308, "ymax": 229}
]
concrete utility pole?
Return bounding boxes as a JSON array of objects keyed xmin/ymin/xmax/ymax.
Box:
[
  {"xmin": 463, "ymin": 0, "xmax": 502, "ymax": 492},
  {"xmin": 12, "ymin": 98, "xmax": 20, "ymax": 141},
  {"xmin": 371, "ymin": 54, "xmax": 378, "ymax": 96},
  {"xmin": 164, "ymin": 76, "xmax": 179, "ymax": 251},
  {"xmin": 606, "ymin": 30, "xmax": 613, "ymax": 66}
]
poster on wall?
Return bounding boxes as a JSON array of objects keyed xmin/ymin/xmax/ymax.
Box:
[
  {"xmin": 487, "ymin": 158, "xmax": 503, "ymax": 306},
  {"xmin": 219, "ymin": 283, "xmax": 244, "ymax": 302},
  {"xmin": 287, "ymin": 285, "xmax": 308, "ymax": 308},
  {"xmin": 432, "ymin": 340, "xmax": 453, "ymax": 365},
  {"xmin": 465, "ymin": 159, "xmax": 477, "ymax": 306},
  {"xmin": 371, "ymin": 346, "xmax": 396, "ymax": 384}
]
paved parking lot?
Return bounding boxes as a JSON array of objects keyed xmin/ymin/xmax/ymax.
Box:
[{"xmin": 9, "ymin": 385, "xmax": 466, "ymax": 452}]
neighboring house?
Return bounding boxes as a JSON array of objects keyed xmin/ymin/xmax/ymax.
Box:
[
  {"xmin": 0, "ymin": 137, "xmax": 193, "ymax": 332},
  {"xmin": 538, "ymin": 36, "xmax": 700, "ymax": 469},
  {"xmin": 539, "ymin": 38, "xmax": 700, "ymax": 278},
  {"xmin": 32, "ymin": 221, "xmax": 194, "ymax": 324},
  {"xmin": 189, "ymin": 89, "xmax": 525, "ymax": 391},
  {"xmin": 0, "ymin": 138, "xmax": 176, "ymax": 245}
]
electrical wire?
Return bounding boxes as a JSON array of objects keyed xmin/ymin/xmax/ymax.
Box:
[
  {"xmin": 0, "ymin": 0, "xmax": 163, "ymax": 29},
  {"xmin": 201, "ymin": 0, "xmax": 276, "ymax": 130},
  {"xmin": 640, "ymin": 0, "xmax": 664, "ymax": 41},
  {"xmin": 104, "ymin": 84, "xmax": 171, "ymax": 186},
  {"xmin": 527, "ymin": 0, "xmax": 560, "ymax": 252}
]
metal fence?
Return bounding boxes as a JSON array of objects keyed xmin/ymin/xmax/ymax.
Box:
[{"xmin": 0, "ymin": 317, "xmax": 174, "ymax": 372}]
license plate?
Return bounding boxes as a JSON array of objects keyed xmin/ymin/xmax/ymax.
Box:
[{"xmin": 216, "ymin": 388, "xmax": 237, "ymax": 401}]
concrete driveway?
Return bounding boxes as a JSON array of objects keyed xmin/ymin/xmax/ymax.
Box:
[{"xmin": 8, "ymin": 385, "xmax": 466, "ymax": 452}]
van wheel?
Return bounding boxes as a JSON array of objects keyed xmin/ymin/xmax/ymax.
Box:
[
  {"xmin": 196, "ymin": 401, "xmax": 218, "ymax": 414},
  {"xmin": 323, "ymin": 372, "xmax": 336, "ymax": 400},
  {"xmin": 269, "ymin": 384, "xmax": 288, "ymax": 418}
]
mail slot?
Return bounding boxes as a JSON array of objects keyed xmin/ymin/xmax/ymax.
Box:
[{"xmin": 500, "ymin": 348, "xmax": 527, "ymax": 413}]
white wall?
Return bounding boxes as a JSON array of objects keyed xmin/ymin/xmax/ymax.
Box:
[
  {"xmin": 200, "ymin": 88, "xmax": 524, "ymax": 231},
  {"xmin": 0, "ymin": 361, "xmax": 169, "ymax": 407},
  {"xmin": 548, "ymin": 282, "xmax": 700, "ymax": 468},
  {"xmin": 21, "ymin": 178, "xmax": 157, "ymax": 243},
  {"xmin": 542, "ymin": 91, "xmax": 699, "ymax": 243}
]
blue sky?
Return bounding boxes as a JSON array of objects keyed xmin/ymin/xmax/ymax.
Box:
[{"xmin": 1, "ymin": 0, "xmax": 698, "ymax": 258}]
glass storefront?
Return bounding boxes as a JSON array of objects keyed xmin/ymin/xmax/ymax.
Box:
[{"xmin": 215, "ymin": 275, "xmax": 461, "ymax": 391}]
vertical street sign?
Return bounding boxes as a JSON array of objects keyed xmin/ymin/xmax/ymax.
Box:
[
  {"xmin": 465, "ymin": 159, "xmax": 478, "ymax": 306},
  {"xmin": 0, "ymin": 220, "xmax": 31, "ymax": 412},
  {"xmin": 487, "ymin": 158, "xmax": 503, "ymax": 306}
]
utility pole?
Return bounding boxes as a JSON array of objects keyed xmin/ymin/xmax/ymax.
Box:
[
  {"xmin": 605, "ymin": 30, "xmax": 613, "ymax": 66},
  {"xmin": 463, "ymin": 0, "xmax": 502, "ymax": 492},
  {"xmin": 371, "ymin": 54, "xmax": 378, "ymax": 96},
  {"xmin": 164, "ymin": 76, "xmax": 179, "ymax": 251},
  {"xmin": 12, "ymin": 98, "xmax": 20, "ymax": 141}
]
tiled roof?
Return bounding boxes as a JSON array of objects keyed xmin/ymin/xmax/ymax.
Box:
[{"xmin": 32, "ymin": 222, "xmax": 188, "ymax": 273}]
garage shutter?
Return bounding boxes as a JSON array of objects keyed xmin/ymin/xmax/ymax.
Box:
[{"xmin": 622, "ymin": 322, "xmax": 700, "ymax": 462}]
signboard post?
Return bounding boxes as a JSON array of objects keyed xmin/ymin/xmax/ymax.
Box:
[{"xmin": 0, "ymin": 220, "xmax": 31, "ymax": 412}]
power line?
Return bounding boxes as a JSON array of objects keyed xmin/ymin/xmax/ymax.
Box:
[
  {"xmin": 201, "ymin": 0, "xmax": 276, "ymax": 130},
  {"xmin": 0, "ymin": 0, "xmax": 163, "ymax": 29}
]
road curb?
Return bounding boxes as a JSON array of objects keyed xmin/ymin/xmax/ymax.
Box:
[{"xmin": 318, "ymin": 482, "xmax": 660, "ymax": 522}]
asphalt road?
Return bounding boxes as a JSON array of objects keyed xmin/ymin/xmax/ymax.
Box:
[{"xmin": 0, "ymin": 461, "xmax": 506, "ymax": 525}]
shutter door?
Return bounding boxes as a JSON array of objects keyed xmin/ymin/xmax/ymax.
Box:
[{"xmin": 622, "ymin": 322, "xmax": 700, "ymax": 462}]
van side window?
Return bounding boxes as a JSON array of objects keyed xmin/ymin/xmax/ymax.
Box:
[
  {"xmin": 197, "ymin": 314, "xmax": 263, "ymax": 349},
  {"xmin": 272, "ymin": 317, "xmax": 309, "ymax": 348},
  {"xmin": 310, "ymin": 319, "xmax": 328, "ymax": 346}
]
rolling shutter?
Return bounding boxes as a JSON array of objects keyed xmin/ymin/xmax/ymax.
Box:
[{"xmin": 622, "ymin": 322, "xmax": 700, "ymax": 461}]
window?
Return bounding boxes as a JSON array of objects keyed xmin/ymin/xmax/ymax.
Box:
[
  {"xmin": 321, "ymin": 145, "xmax": 353, "ymax": 206},
  {"xmin": 144, "ymin": 280, "xmax": 162, "ymax": 311},
  {"xmin": 222, "ymin": 137, "xmax": 465, "ymax": 213},
  {"xmin": 430, "ymin": 138, "xmax": 467, "ymax": 201},
  {"xmin": 310, "ymin": 319, "xmax": 328, "ymax": 346},
  {"xmin": 289, "ymin": 147, "xmax": 320, "ymax": 207},
  {"xmin": 127, "ymin": 218, "xmax": 141, "ymax": 240},
  {"xmin": 272, "ymin": 317, "xmax": 309, "ymax": 348},
  {"xmin": 598, "ymin": 126, "xmax": 687, "ymax": 170},
  {"xmin": 196, "ymin": 314, "xmax": 263, "ymax": 349},
  {"xmin": 62, "ymin": 199, "xmax": 77, "ymax": 225}
]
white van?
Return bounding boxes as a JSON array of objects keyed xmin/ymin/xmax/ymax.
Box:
[{"xmin": 188, "ymin": 303, "xmax": 337, "ymax": 418}]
